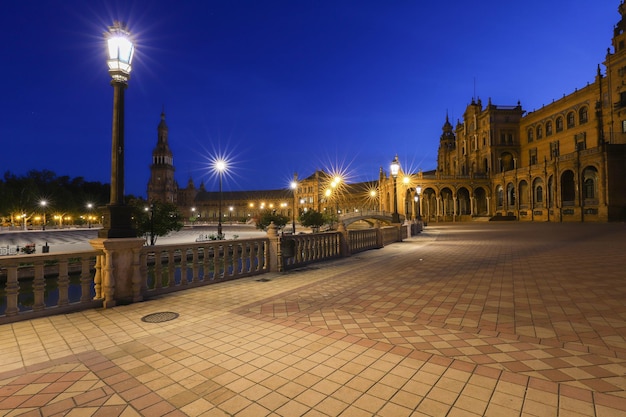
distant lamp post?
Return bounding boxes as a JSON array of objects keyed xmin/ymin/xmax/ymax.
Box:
[
  {"xmin": 229, "ymin": 206, "xmax": 233, "ymax": 224},
  {"xmin": 145, "ymin": 204, "xmax": 155, "ymax": 246},
  {"xmin": 86, "ymin": 203, "xmax": 93, "ymax": 228},
  {"xmin": 390, "ymin": 155, "xmax": 400, "ymax": 223},
  {"xmin": 290, "ymin": 177, "xmax": 298, "ymax": 234},
  {"xmin": 214, "ymin": 159, "xmax": 227, "ymax": 238},
  {"xmin": 40, "ymin": 200, "xmax": 47, "ymax": 230},
  {"xmin": 99, "ymin": 21, "xmax": 136, "ymax": 239},
  {"xmin": 416, "ymin": 186, "xmax": 422, "ymax": 220}
]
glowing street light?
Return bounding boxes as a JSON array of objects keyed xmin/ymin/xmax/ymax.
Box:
[
  {"xmin": 390, "ymin": 155, "xmax": 400, "ymax": 223},
  {"xmin": 40, "ymin": 200, "xmax": 47, "ymax": 230},
  {"xmin": 86, "ymin": 202, "xmax": 93, "ymax": 228},
  {"xmin": 416, "ymin": 186, "xmax": 422, "ymax": 220},
  {"xmin": 99, "ymin": 21, "xmax": 136, "ymax": 238},
  {"xmin": 290, "ymin": 176, "xmax": 298, "ymax": 234},
  {"xmin": 214, "ymin": 158, "xmax": 227, "ymax": 238}
]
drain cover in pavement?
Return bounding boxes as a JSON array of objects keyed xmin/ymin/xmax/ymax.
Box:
[{"xmin": 141, "ymin": 312, "xmax": 179, "ymax": 323}]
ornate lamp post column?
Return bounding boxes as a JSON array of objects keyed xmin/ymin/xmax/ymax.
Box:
[
  {"xmin": 99, "ymin": 22, "xmax": 136, "ymax": 238},
  {"xmin": 215, "ymin": 159, "xmax": 227, "ymax": 238},
  {"xmin": 390, "ymin": 155, "xmax": 400, "ymax": 223}
]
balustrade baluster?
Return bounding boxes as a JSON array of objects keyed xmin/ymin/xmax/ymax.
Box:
[
  {"xmin": 180, "ymin": 249, "xmax": 189, "ymax": 285},
  {"xmin": 4, "ymin": 264, "xmax": 19, "ymax": 316},
  {"xmin": 167, "ymin": 249, "xmax": 176, "ymax": 287},
  {"xmin": 192, "ymin": 248, "xmax": 199, "ymax": 282},
  {"xmin": 94, "ymin": 255, "xmax": 103, "ymax": 299},
  {"xmin": 80, "ymin": 257, "xmax": 92, "ymax": 303},
  {"xmin": 58, "ymin": 258, "xmax": 70, "ymax": 306},
  {"xmin": 33, "ymin": 262, "xmax": 45, "ymax": 311}
]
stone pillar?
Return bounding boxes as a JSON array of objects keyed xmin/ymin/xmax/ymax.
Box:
[
  {"xmin": 337, "ymin": 221, "xmax": 350, "ymax": 256},
  {"xmin": 375, "ymin": 220, "xmax": 383, "ymax": 248},
  {"xmin": 90, "ymin": 237, "xmax": 145, "ymax": 308},
  {"xmin": 266, "ymin": 222, "xmax": 280, "ymax": 272}
]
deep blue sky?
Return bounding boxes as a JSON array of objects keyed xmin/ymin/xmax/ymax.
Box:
[{"xmin": 0, "ymin": 0, "xmax": 617, "ymax": 198}]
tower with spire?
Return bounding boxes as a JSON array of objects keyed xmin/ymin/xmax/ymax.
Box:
[{"xmin": 147, "ymin": 111, "xmax": 177, "ymax": 204}]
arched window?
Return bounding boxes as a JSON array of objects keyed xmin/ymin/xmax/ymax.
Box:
[
  {"xmin": 527, "ymin": 128, "xmax": 534, "ymax": 143},
  {"xmin": 536, "ymin": 185, "xmax": 543, "ymax": 203},
  {"xmin": 556, "ymin": 117, "xmax": 564, "ymax": 132},
  {"xmin": 582, "ymin": 166, "xmax": 598, "ymax": 199},
  {"xmin": 579, "ymin": 106, "xmax": 588, "ymax": 124},
  {"xmin": 533, "ymin": 178, "xmax": 544, "ymax": 206},
  {"xmin": 536, "ymin": 125, "xmax": 543, "ymax": 139},
  {"xmin": 519, "ymin": 181, "xmax": 529, "ymax": 205},
  {"xmin": 545, "ymin": 121, "xmax": 553, "ymax": 136},
  {"xmin": 567, "ymin": 112, "xmax": 575, "ymax": 129}
]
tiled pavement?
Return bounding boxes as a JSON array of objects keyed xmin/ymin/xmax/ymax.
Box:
[{"xmin": 1, "ymin": 223, "xmax": 625, "ymax": 416}]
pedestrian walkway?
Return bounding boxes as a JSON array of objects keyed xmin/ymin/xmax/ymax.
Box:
[{"xmin": 1, "ymin": 223, "xmax": 625, "ymax": 416}]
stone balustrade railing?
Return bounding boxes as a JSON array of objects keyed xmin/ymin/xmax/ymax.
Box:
[
  {"xmin": 1, "ymin": 223, "xmax": 410, "ymax": 324},
  {"xmin": 0, "ymin": 250, "xmax": 103, "ymax": 324},
  {"xmin": 139, "ymin": 237, "xmax": 269, "ymax": 298},
  {"xmin": 279, "ymin": 232, "xmax": 342, "ymax": 270}
]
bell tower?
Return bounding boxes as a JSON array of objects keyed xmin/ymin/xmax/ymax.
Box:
[
  {"xmin": 147, "ymin": 111, "xmax": 177, "ymax": 203},
  {"xmin": 437, "ymin": 113, "xmax": 456, "ymax": 175}
]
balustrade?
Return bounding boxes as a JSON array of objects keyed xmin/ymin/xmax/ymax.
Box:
[
  {"xmin": 140, "ymin": 237, "xmax": 269, "ymax": 297},
  {"xmin": 0, "ymin": 250, "xmax": 103, "ymax": 324},
  {"xmin": 1, "ymin": 225, "xmax": 406, "ymax": 323}
]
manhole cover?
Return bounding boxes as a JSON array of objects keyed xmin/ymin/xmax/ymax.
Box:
[{"xmin": 141, "ymin": 312, "xmax": 179, "ymax": 323}]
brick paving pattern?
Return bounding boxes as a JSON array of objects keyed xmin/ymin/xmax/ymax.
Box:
[{"xmin": 1, "ymin": 223, "xmax": 625, "ymax": 416}]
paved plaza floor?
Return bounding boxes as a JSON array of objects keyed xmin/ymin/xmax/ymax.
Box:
[{"xmin": 1, "ymin": 222, "xmax": 625, "ymax": 416}]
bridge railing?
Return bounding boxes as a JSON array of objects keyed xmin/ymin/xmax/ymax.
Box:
[
  {"xmin": 339, "ymin": 210, "xmax": 405, "ymax": 224},
  {"xmin": 0, "ymin": 250, "xmax": 104, "ymax": 324}
]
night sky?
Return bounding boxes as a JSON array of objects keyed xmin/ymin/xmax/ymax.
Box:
[{"xmin": 0, "ymin": 0, "xmax": 616, "ymax": 198}]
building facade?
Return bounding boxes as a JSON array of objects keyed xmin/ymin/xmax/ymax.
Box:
[{"xmin": 148, "ymin": 3, "xmax": 626, "ymax": 224}]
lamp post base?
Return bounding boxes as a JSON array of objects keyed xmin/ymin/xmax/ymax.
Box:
[{"xmin": 98, "ymin": 204, "xmax": 136, "ymax": 238}]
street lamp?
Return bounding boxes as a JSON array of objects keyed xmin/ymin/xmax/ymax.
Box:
[
  {"xmin": 145, "ymin": 204, "xmax": 155, "ymax": 245},
  {"xmin": 40, "ymin": 200, "xmax": 47, "ymax": 230},
  {"xmin": 214, "ymin": 159, "xmax": 227, "ymax": 238},
  {"xmin": 86, "ymin": 203, "xmax": 93, "ymax": 228},
  {"xmin": 416, "ymin": 186, "xmax": 422, "ymax": 220},
  {"xmin": 99, "ymin": 21, "xmax": 136, "ymax": 238},
  {"xmin": 290, "ymin": 177, "xmax": 297, "ymax": 234},
  {"xmin": 390, "ymin": 155, "xmax": 400, "ymax": 223},
  {"xmin": 331, "ymin": 176, "xmax": 341, "ymax": 217}
]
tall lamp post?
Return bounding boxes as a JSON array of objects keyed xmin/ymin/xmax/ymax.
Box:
[
  {"xmin": 416, "ymin": 186, "xmax": 422, "ymax": 220},
  {"xmin": 390, "ymin": 155, "xmax": 400, "ymax": 223},
  {"xmin": 40, "ymin": 200, "xmax": 47, "ymax": 230},
  {"xmin": 99, "ymin": 22, "xmax": 136, "ymax": 238},
  {"xmin": 290, "ymin": 176, "xmax": 298, "ymax": 234},
  {"xmin": 215, "ymin": 159, "xmax": 227, "ymax": 238},
  {"xmin": 86, "ymin": 203, "xmax": 93, "ymax": 228}
]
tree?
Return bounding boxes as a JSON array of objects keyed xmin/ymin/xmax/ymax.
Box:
[
  {"xmin": 255, "ymin": 210, "xmax": 289, "ymax": 231},
  {"xmin": 299, "ymin": 210, "xmax": 331, "ymax": 232},
  {"xmin": 131, "ymin": 200, "xmax": 183, "ymax": 245}
]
